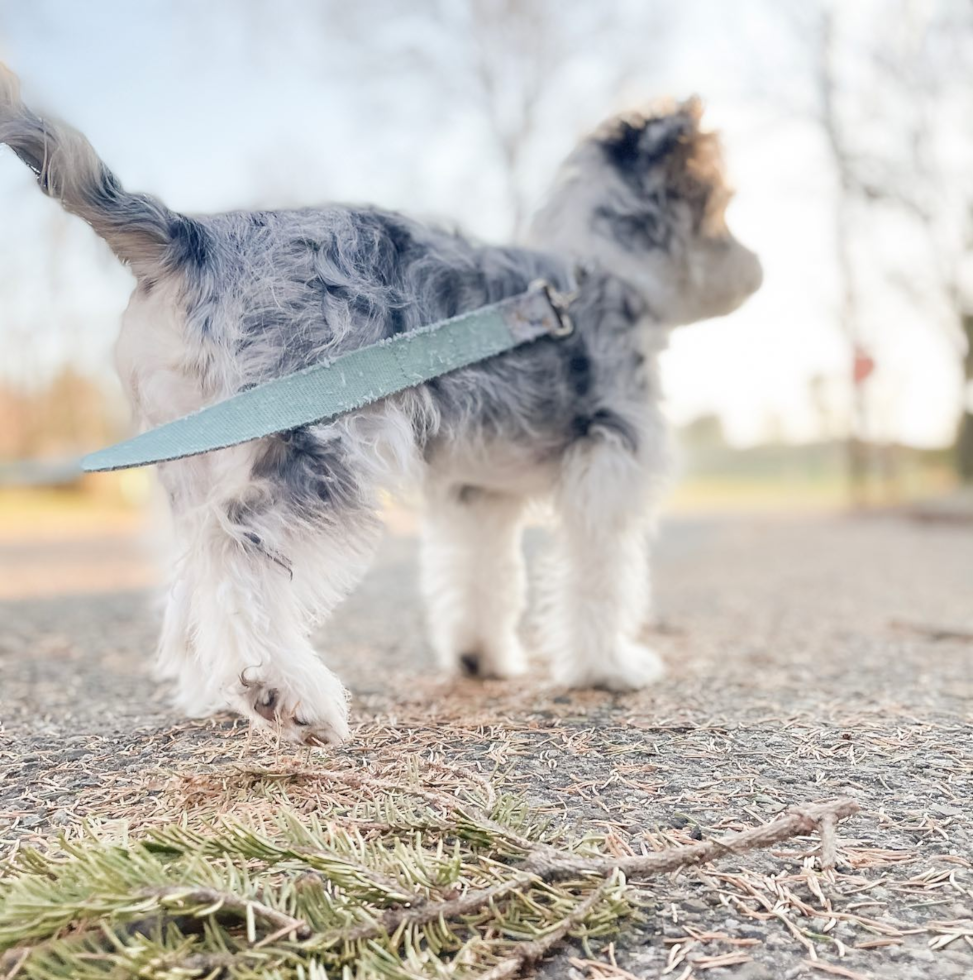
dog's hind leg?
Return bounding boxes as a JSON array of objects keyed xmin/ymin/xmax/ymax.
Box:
[
  {"xmin": 186, "ymin": 504, "xmax": 381, "ymax": 745},
  {"xmin": 420, "ymin": 484, "xmax": 528, "ymax": 679},
  {"xmin": 542, "ymin": 434, "xmax": 665, "ymax": 691},
  {"xmin": 168, "ymin": 436, "xmax": 383, "ymax": 745}
]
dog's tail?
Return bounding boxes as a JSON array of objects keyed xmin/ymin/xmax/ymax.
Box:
[{"xmin": 0, "ymin": 64, "xmax": 197, "ymax": 281}]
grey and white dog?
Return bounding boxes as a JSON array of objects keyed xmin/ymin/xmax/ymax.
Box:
[{"xmin": 0, "ymin": 67, "xmax": 762, "ymax": 745}]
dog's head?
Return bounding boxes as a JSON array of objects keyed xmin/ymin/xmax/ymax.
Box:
[{"xmin": 529, "ymin": 99, "xmax": 762, "ymax": 326}]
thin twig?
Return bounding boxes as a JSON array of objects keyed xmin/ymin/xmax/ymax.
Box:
[
  {"xmin": 333, "ymin": 874, "xmax": 537, "ymax": 945},
  {"xmin": 145, "ymin": 886, "xmax": 311, "ymax": 940},
  {"xmin": 525, "ymin": 799, "xmax": 860, "ymax": 880}
]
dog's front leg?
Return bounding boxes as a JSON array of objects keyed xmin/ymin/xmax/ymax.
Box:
[
  {"xmin": 420, "ymin": 484, "xmax": 528, "ymax": 679},
  {"xmin": 544, "ymin": 437, "xmax": 665, "ymax": 691}
]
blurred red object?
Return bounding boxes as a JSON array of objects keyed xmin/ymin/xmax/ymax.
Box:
[{"xmin": 853, "ymin": 346, "xmax": 875, "ymax": 386}]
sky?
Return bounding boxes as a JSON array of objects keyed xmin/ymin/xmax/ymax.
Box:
[{"xmin": 0, "ymin": 0, "xmax": 967, "ymax": 449}]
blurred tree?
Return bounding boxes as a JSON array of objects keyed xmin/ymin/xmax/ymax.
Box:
[
  {"xmin": 229, "ymin": 0, "xmax": 670, "ymax": 239},
  {"xmin": 778, "ymin": 1, "xmax": 872, "ymax": 502},
  {"xmin": 778, "ymin": 0, "xmax": 973, "ymax": 493},
  {"xmin": 413, "ymin": 0, "xmax": 670, "ymax": 237},
  {"xmin": 859, "ymin": 0, "xmax": 973, "ymax": 481}
]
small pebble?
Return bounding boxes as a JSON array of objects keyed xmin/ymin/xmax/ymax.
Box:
[{"xmin": 681, "ymin": 899, "xmax": 708, "ymax": 913}]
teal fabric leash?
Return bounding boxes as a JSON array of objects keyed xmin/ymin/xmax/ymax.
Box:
[{"xmin": 81, "ymin": 280, "xmax": 575, "ymax": 472}]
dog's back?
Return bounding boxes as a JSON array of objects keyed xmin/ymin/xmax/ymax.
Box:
[{"xmin": 175, "ymin": 205, "xmax": 572, "ymax": 386}]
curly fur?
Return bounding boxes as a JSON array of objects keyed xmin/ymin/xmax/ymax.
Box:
[{"xmin": 0, "ymin": 65, "xmax": 762, "ymax": 744}]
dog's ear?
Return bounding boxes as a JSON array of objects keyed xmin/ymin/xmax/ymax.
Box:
[{"xmin": 600, "ymin": 100, "xmax": 703, "ymax": 177}]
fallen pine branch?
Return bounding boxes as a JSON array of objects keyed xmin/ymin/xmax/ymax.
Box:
[{"xmin": 0, "ymin": 780, "xmax": 861, "ymax": 980}]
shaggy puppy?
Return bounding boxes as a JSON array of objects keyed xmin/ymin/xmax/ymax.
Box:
[{"xmin": 0, "ymin": 69, "xmax": 761, "ymax": 745}]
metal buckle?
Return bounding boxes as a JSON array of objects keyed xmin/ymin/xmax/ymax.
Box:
[{"xmin": 529, "ymin": 279, "xmax": 576, "ymax": 337}]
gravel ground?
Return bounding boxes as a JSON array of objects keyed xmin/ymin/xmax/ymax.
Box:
[{"xmin": 1, "ymin": 512, "xmax": 971, "ymax": 980}]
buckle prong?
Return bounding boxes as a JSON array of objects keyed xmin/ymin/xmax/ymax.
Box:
[{"xmin": 529, "ymin": 279, "xmax": 576, "ymax": 337}]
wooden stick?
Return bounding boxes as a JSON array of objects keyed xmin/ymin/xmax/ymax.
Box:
[{"xmin": 526, "ymin": 798, "xmax": 860, "ymax": 880}]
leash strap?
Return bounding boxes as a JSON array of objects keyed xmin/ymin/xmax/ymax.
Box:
[{"xmin": 81, "ymin": 280, "xmax": 574, "ymax": 472}]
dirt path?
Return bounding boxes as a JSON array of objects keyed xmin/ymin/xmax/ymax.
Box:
[{"xmin": 1, "ymin": 513, "xmax": 971, "ymax": 979}]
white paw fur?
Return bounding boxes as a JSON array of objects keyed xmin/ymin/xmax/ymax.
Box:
[
  {"xmin": 236, "ymin": 660, "xmax": 350, "ymax": 745},
  {"xmin": 554, "ymin": 640, "xmax": 665, "ymax": 692}
]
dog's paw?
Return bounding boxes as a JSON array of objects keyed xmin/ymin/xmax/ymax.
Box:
[
  {"xmin": 238, "ymin": 663, "xmax": 350, "ymax": 746},
  {"xmin": 455, "ymin": 637, "xmax": 528, "ymax": 680},
  {"xmin": 555, "ymin": 640, "xmax": 665, "ymax": 692}
]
